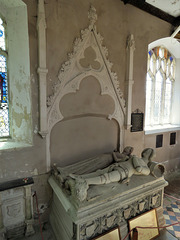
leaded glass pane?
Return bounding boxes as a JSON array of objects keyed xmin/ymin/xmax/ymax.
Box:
[
  {"xmin": 170, "ymin": 56, "xmax": 173, "ymax": 62},
  {"xmin": 148, "ymin": 50, "xmax": 153, "ymax": 57},
  {"xmin": 0, "ymin": 18, "xmax": 5, "ymax": 51},
  {"xmin": 145, "ymin": 73, "xmax": 152, "ymax": 126},
  {"xmin": 156, "ymin": 58, "xmax": 160, "ymax": 70},
  {"xmin": 150, "ymin": 56, "xmax": 154, "ymax": 73},
  {"xmin": 163, "ymin": 78, "xmax": 172, "ymax": 123},
  {"xmin": 170, "ymin": 60, "xmax": 175, "ymax": 78},
  {"xmin": 159, "ymin": 48, "xmax": 164, "ymax": 58},
  {"xmin": 0, "ymin": 54, "xmax": 9, "ymax": 137},
  {"xmin": 153, "ymin": 71, "xmax": 163, "ymax": 124},
  {"xmin": 166, "ymin": 59, "xmax": 170, "ymax": 77},
  {"xmin": 170, "ymin": 62, "xmax": 173, "ymax": 76},
  {"xmin": 161, "ymin": 59, "xmax": 166, "ymax": 72}
]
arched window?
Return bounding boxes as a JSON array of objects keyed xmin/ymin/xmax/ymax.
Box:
[
  {"xmin": 0, "ymin": 17, "xmax": 9, "ymax": 137},
  {"xmin": 145, "ymin": 46, "xmax": 175, "ymax": 129}
]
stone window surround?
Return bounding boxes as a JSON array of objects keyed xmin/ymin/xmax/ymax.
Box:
[
  {"xmin": 0, "ymin": 0, "xmax": 32, "ymax": 150},
  {"xmin": 145, "ymin": 37, "xmax": 180, "ymax": 135}
]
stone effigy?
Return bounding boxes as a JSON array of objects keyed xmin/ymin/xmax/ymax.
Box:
[
  {"xmin": 52, "ymin": 147, "xmax": 165, "ymax": 202},
  {"xmin": 49, "ymin": 147, "xmax": 167, "ymax": 240}
]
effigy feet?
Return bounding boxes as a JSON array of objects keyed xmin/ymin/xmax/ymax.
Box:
[{"xmin": 68, "ymin": 174, "xmax": 89, "ymax": 202}]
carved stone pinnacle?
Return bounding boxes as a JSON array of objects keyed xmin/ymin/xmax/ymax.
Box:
[
  {"xmin": 127, "ymin": 34, "xmax": 135, "ymax": 51},
  {"xmin": 88, "ymin": 5, "xmax": 97, "ymax": 26}
]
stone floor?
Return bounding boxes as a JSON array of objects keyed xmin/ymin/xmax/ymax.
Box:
[
  {"xmin": 18, "ymin": 223, "xmax": 56, "ymax": 240},
  {"xmin": 164, "ymin": 171, "xmax": 180, "ymax": 204},
  {"xmin": 18, "ymin": 171, "xmax": 180, "ymax": 240},
  {"xmin": 155, "ymin": 171, "xmax": 180, "ymax": 240},
  {"xmin": 163, "ymin": 201, "xmax": 180, "ymax": 238}
]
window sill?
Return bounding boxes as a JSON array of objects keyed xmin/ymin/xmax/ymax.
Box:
[
  {"xmin": 145, "ymin": 124, "xmax": 180, "ymax": 135},
  {"xmin": 0, "ymin": 140, "xmax": 32, "ymax": 150}
]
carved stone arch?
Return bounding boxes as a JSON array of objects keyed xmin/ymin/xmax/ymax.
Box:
[
  {"xmin": 46, "ymin": 6, "xmax": 126, "ymax": 169},
  {"xmin": 48, "ymin": 71, "xmax": 124, "ymax": 132}
]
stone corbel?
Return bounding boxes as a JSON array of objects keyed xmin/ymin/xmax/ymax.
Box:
[
  {"xmin": 37, "ymin": 0, "xmax": 48, "ymax": 138},
  {"xmin": 125, "ymin": 34, "xmax": 135, "ymax": 129}
]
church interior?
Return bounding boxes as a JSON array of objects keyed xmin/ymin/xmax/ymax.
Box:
[{"xmin": 0, "ymin": 0, "xmax": 180, "ymax": 239}]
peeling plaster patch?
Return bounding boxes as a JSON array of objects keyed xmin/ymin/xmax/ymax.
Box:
[
  {"xmin": 19, "ymin": 170, "xmax": 29, "ymax": 174},
  {"xmin": 31, "ymin": 74, "xmax": 35, "ymax": 83},
  {"xmin": 31, "ymin": 168, "xmax": 38, "ymax": 176},
  {"xmin": 19, "ymin": 65, "xmax": 26, "ymax": 76},
  {"xmin": 38, "ymin": 203, "xmax": 48, "ymax": 214},
  {"xmin": 14, "ymin": 101, "xmax": 23, "ymax": 113},
  {"xmin": 13, "ymin": 87, "xmax": 31, "ymax": 114},
  {"xmin": 12, "ymin": 111, "xmax": 24, "ymax": 128},
  {"xmin": 0, "ymin": 169, "xmax": 7, "ymax": 178},
  {"xmin": 12, "ymin": 106, "xmax": 32, "ymax": 143},
  {"xmin": 15, "ymin": 81, "xmax": 23, "ymax": 93},
  {"xmin": 34, "ymin": 125, "xmax": 38, "ymax": 134}
]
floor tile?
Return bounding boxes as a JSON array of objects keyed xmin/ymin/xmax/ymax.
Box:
[{"xmin": 163, "ymin": 201, "xmax": 180, "ymax": 239}]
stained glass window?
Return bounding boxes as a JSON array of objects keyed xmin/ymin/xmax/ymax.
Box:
[
  {"xmin": 0, "ymin": 17, "xmax": 9, "ymax": 137},
  {"xmin": 145, "ymin": 46, "xmax": 175, "ymax": 128}
]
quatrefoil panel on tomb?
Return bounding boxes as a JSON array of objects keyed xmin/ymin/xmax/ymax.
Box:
[{"xmin": 79, "ymin": 47, "xmax": 101, "ymax": 70}]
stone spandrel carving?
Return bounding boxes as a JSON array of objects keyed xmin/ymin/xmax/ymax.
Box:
[{"xmin": 59, "ymin": 148, "xmax": 165, "ymax": 202}]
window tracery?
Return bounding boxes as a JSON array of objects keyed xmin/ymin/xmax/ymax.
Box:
[{"xmin": 145, "ymin": 46, "xmax": 175, "ymax": 128}]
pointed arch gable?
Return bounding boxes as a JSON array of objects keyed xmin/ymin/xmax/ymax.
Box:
[{"xmin": 46, "ymin": 6, "xmax": 126, "ymax": 168}]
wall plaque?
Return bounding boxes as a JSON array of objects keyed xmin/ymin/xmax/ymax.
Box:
[
  {"xmin": 131, "ymin": 113, "xmax": 144, "ymax": 132},
  {"xmin": 93, "ymin": 227, "xmax": 121, "ymax": 240},
  {"xmin": 128, "ymin": 209, "xmax": 159, "ymax": 240}
]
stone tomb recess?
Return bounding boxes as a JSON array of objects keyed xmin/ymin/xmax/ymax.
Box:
[{"xmin": 47, "ymin": 6, "xmax": 168, "ymax": 240}]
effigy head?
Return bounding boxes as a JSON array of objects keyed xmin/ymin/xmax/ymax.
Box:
[{"xmin": 123, "ymin": 146, "xmax": 134, "ymax": 156}]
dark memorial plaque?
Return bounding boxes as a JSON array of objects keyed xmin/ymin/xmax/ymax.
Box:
[
  {"xmin": 131, "ymin": 113, "xmax": 144, "ymax": 132},
  {"xmin": 170, "ymin": 132, "xmax": 176, "ymax": 145}
]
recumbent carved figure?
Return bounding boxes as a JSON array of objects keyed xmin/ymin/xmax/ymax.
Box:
[{"xmin": 52, "ymin": 147, "xmax": 165, "ymax": 202}]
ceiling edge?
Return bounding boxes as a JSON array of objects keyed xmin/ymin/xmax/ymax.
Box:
[{"xmin": 121, "ymin": 0, "xmax": 179, "ymax": 26}]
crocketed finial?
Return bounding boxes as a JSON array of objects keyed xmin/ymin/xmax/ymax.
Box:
[{"xmin": 88, "ymin": 5, "xmax": 97, "ymax": 27}]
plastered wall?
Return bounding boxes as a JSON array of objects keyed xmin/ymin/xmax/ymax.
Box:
[{"xmin": 0, "ymin": 0, "xmax": 179, "ymax": 222}]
